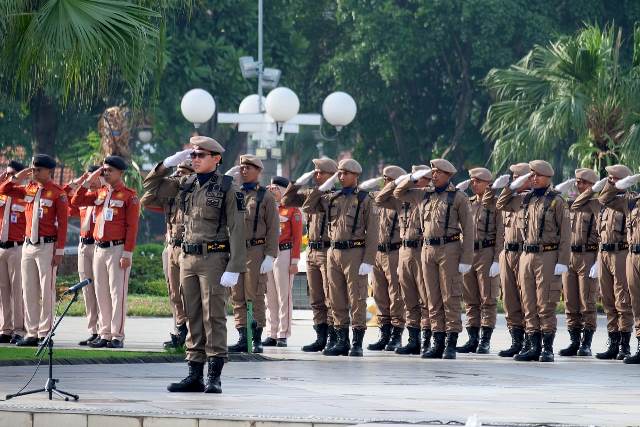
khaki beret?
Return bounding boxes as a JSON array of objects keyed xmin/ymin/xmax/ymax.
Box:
[
  {"xmin": 529, "ymin": 160, "xmax": 554, "ymax": 177},
  {"xmin": 382, "ymin": 165, "xmax": 406, "ymax": 180},
  {"xmin": 605, "ymin": 164, "xmax": 632, "ymax": 179},
  {"xmin": 312, "ymin": 158, "xmax": 338, "ymax": 174},
  {"xmin": 177, "ymin": 160, "xmax": 194, "ymax": 173},
  {"xmin": 412, "ymin": 164, "xmax": 429, "ymax": 172},
  {"xmin": 575, "ymin": 168, "xmax": 598, "ymax": 184},
  {"xmin": 338, "ymin": 159, "xmax": 362, "ymax": 175},
  {"xmin": 509, "ymin": 162, "xmax": 530, "ymax": 176},
  {"xmin": 430, "ymin": 158, "xmax": 457, "ymax": 175},
  {"xmin": 190, "ymin": 136, "xmax": 225, "ymax": 153},
  {"xmin": 469, "ymin": 167, "xmax": 493, "ymax": 182},
  {"xmin": 240, "ymin": 154, "xmax": 264, "ymax": 170}
]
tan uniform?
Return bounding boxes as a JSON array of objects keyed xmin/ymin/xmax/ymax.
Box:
[
  {"xmin": 376, "ymin": 182, "xmax": 430, "ymax": 329},
  {"xmin": 144, "ymin": 163, "xmax": 246, "ymax": 362},
  {"xmin": 394, "ymin": 181, "xmax": 474, "ymax": 333},
  {"xmin": 497, "ymin": 186, "xmax": 570, "ymax": 333},
  {"xmin": 497, "ymin": 205, "xmax": 525, "ymax": 330},
  {"xmin": 565, "ymin": 190, "xmax": 600, "ymax": 330},
  {"xmin": 282, "ymin": 184, "xmax": 332, "ymax": 326},
  {"xmin": 303, "ymin": 188, "xmax": 378, "ymax": 329},
  {"xmin": 599, "ymin": 182, "xmax": 640, "ymax": 337},
  {"xmin": 0, "ymin": 194, "xmax": 26, "ymax": 337},
  {"xmin": 231, "ymin": 184, "xmax": 279, "ymax": 328},
  {"xmin": 463, "ymin": 190, "xmax": 504, "ymax": 328}
]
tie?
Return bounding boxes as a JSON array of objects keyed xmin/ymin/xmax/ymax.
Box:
[
  {"xmin": 80, "ymin": 206, "xmax": 93, "ymax": 234},
  {"xmin": 30, "ymin": 188, "xmax": 42, "ymax": 243},
  {"xmin": 96, "ymin": 190, "xmax": 113, "ymax": 239},
  {"xmin": 0, "ymin": 196, "xmax": 12, "ymax": 242}
]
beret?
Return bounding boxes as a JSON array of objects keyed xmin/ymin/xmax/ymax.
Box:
[
  {"xmin": 605, "ymin": 164, "xmax": 632, "ymax": 179},
  {"xmin": 271, "ymin": 176, "xmax": 289, "ymax": 188},
  {"xmin": 430, "ymin": 158, "xmax": 457, "ymax": 174},
  {"xmin": 240, "ymin": 154, "xmax": 264, "ymax": 170},
  {"xmin": 529, "ymin": 160, "xmax": 554, "ymax": 177},
  {"xmin": 411, "ymin": 165, "xmax": 432, "ymax": 178},
  {"xmin": 87, "ymin": 165, "xmax": 101, "ymax": 173},
  {"xmin": 32, "ymin": 154, "xmax": 56, "ymax": 169},
  {"xmin": 312, "ymin": 158, "xmax": 338, "ymax": 174},
  {"xmin": 104, "ymin": 155, "xmax": 128, "ymax": 171},
  {"xmin": 575, "ymin": 168, "xmax": 598, "ymax": 184},
  {"xmin": 8, "ymin": 160, "xmax": 25, "ymax": 172},
  {"xmin": 382, "ymin": 165, "xmax": 406, "ymax": 180},
  {"xmin": 469, "ymin": 167, "xmax": 493, "ymax": 182},
  {"xmin": 509, "ymin": 162, "xmax": 530, "ymax": 176},
  {"xmin": 338, "ymin": 159, "xmax": 362, "ymax": 175}
]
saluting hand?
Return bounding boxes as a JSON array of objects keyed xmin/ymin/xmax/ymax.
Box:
[
  {"xmin": 85, "ymin": 167, "xmax": 103, "ymax": 188},
  {"xmin": 13, "ymin": 167, "xmax": 34, "ymax": 182}
]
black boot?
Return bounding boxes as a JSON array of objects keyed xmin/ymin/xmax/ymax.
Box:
[
  {"xmin": 443, "ymin": 332, "xmax": 458, "ymax": 359},
  {"xmin": 367, "ymin": 323, "xmax": 392, "ymax": 351},
  {"xmin": 577, "ymin": 329, "xmax": 594, "ymax": 357},
  {"xmin": 539, "ymin": 332, "xmax": 555, "ymax": 362},
  {"xmin": 302, "ymin": 323, "xmax": 328, "ymax": 352},
  {"xmin": 559, "ymin": 328, "xmax": 581, "ymax": 356},
  {"xmin": 476, "ymin": 327, "xmax": 493, "ymax": 354},
  {"xmin": 420, "ymin": 329, "xmax": 432, "ymax": 356},
  {"xmin": 623, "ymin": 337, "xmax": 640, "ymax": 364},
  {"xmin": 167, "ymin": 361, "xmax": 205, "ymax": 392},
  {"xmin": 325, "ymin": 325, "xmax": 337, "ymax": 352},
  {"xmin": 617, "ymin": 332, "xmax": 632, "ymax": 360},
  {"xmin": 385, "ymin": 326, "xmax": 404, "ymax": 351},
  {"xmin": 323, "ymin": 327, "xmax": 350, "ymax": 356},
  {"xmin": 422, "ymin": 331, "xmax": 445, "ymax": 359},
  {"xmin": 396, "ymin": 327, "xmax": 420, "ymax": 355},
  {"xmin": 498, "ymin": 327, "xmax": 524, "ymax": 357},
  {"xmin": 163, "ymin": 333, "xmax": 181, "ymax": 350},
  {"xmin": 596, "ymin": 331, "xmax": 620, "ymax": 360},
  {"xmin": 262, "ymin": 337, "xmax": 277, "ymax": 347},
  {"xmin": 514, "ymin": 332, "xmax": 542, "ymax": 361},
  {"xmin": 204, "ymin": 357, "xmax": 224, "ymax": 393},
  {"xmin": 349, "ymin": 328, "xmax": 365, "ymax": 357},
  {"xmin": 228, "ymin": 327, "xmax": 248, "ymax": 353},
  {"xmin": 177, "ymin": 323, "xmax": 188, "ymax": 344},
  {"xmin": 455, "ymin": 326, "xmax": 479, "ymax": 353},
  {"xmin": 252, "ymin": 323, "xmax": 263, "ymax": 354}
]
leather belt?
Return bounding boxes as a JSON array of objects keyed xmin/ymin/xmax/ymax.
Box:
[
  {"xmin": 331, "ymin": 239, "xmax": 365, "ymax": 250},
  {"xmin": 600, "ymin": 242, "xmax": 628, "ymax": 252},
  {"xmin": 0, "ymin": 241, "xmax": 23, "ymax": 249},
  {"xmin": 25, "ymin": 236, "xmax": 57, "ymax": 245},
  {"xmin": 279, "ymin": 242, "xmax": 293, "ymax": 251},
  {"xmin": 474, "ymin": 239, "xmax": 496, "ymax": 250},
  {"xmin": 377, "ymin": 242, "xmax": 402, "ymax": 253},
  {"xmin": 630, "ymin": 244, "xmax": 640, "ymax": 254},
  {"xmin": 182, "ymin": 241, "xmax": 230, "ymax": 255},
  {"xmin": 402, "ymin": 239, "xmax": 422, "ymax": 248},
  {"xmin": 571, "ymin": 244, "xmax": 598, "ymax": 253},
  {"xmin": 424, "ymin": 234, "xmax": 461, "ymax": 246},
  {"xmin": 523, "ymin": 243, "xmax": 559, "ymax": 253},
  {"xmin": 504, "ymin": 242, "xmax": 522, "ymax": 252},
  {"xmin": 96, "ymin": 239, "xmax": 125, "ymax": 248},
  {"xmin": 81, "ymin": 237, "xmax": 95, "ymax": 245},
  {"xmin": 247, "ymin": 238, "xmax": 266, "ymax": 247},
  {"xmin": 308, "ymin": 240, "xmax": 330, "ymax": 250},
  {"xmin": 170, "ymin": 238, "xmax": 183, "ymax": 248}
]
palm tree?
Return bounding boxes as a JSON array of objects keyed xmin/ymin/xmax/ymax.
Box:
[{"xmin": 482, "ymin": 24, "xmax": 640, "ymax": 175}]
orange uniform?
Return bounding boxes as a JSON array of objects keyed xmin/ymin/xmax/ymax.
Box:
[
  {"xmin": 278, "ymin": 206, "xmax": 303, "ymax": 261},
  {"xmin": 0, "ymin": 194, "xmax": 27, "ymax": 242}
]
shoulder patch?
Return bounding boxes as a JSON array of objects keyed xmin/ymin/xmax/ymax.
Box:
[
  {"xmin": 235, "ymin": 192, "xmax": 246, "ymax": 212},
  {"xmin": 294, "ymin": 212, "xmax": 302, "ymax": 222},
  {"xmin": 131, "ymin": 196, "xmax": 139, "ymax": 205},
  {"xmin": 59, "ymin": 194, "xmax": 68, "ymax": 202}
]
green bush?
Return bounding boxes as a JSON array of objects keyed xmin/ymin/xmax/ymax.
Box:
[{"xmin": 129, "ymin": 243, "xmax": 166, "ymax": 295}]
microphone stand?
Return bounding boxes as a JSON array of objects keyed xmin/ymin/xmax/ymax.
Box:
[{"xmin": 6, "ymin": 290, "xmax": 81, "ymax": 401}]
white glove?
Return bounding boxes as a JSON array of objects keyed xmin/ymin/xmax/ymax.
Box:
[
  {"xmin": 591, "ymin": 177, "xmax": 607, "ymax": 193},
  {"xmin": 358, "ymin": 263, "xmax": 373, "ymax": 276},
  {"xmin": 318, "ymin": 172, "xmax": 339, "ymax": 192},
  {"xmin": 489, "ymin": 261, "xmax": 499, "ymax": 278},
  {"xmin": 458, "ymin": 263, "xmax": 472, "ymax": 274},
  {"xmin": 394, "ymin": 173, "xmax": 411, "ymax": 186},
  {"xmin": 224, "ymin": 165, "xmax": 241, "ymax": 177},
  {"xmin": 492, "ymin": 174, "xmax": 510, "ymax": 190},
  {"xmin": 588, "ymin": 262, "xmax": 599, "ymax": 279},
  {"xmin": 295, "ymin": 170, "xmax": 315, "ymax": 186},
  {"xmin": 359, "ymin": 176, "xmax": 383, "ymax": 191},
  {"xmin": 456, "ymin": 179, "xmax": 471, "ymax": 192},
  {"xmin": 163, "ymin": 149, "xmax": 192, "ymax": 168},
  {"xmin": 260, "ymin": 255, "xmax": 274, "ymax": 274},
  {"xmin": 220, "ymin": 272, "xmax": 240, "ymax": 287},
  {"xmin": 555, "ymin": 178, "xmax": 576, "ymax": 195},
  {"xmin": 616, "ymin": 174, "xmax": 640, "ymax": 190},
  {"xmin": 509, "ymin": 172, "xmax": 532, "ymax": 190},
  {"xmin": 411, "ymin": 169, "xmax": 431, "ymax": 182},
  {"xmin": 554, "ymin": 263, "xmax": 568, "ymax": 275}
]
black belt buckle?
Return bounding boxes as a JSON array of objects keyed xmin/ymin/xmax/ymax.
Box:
[
  {"xmin": 402, "ymin": 239, "xmax": 421, "ymax": 248},
  {"xmin": 279, "ymin": 242, "xmax": 293, "ymax": 251},
  {"xmin": 504, "ymin": 242, "xmax": 521, "ymax": 252},
  {"xmin": 377, "ymin": 242, "xmax": 401, "ymax": 252},
  {"xmin": 81, "ymin": 237, "xmax": 95, "ymax": 245},
  {"xmin": 247, "ymin": 238, "xmax": 266, "ymax": 247},
  {"xmin": 474, "ymin": 239, "xmax": 496, "ymax": 250},
  {"xmin": 631, "ymin": 244, "xmax": 640, "ymax": 254},
  {"xmin": 181, "ymin": 243, "xmax": 202, "ymax": 255},
  {"xmin": 523, "ymin": 244, "xmax": 540, "ymax": 253},
  {"xmin": 309, "ymin": 240, "xmax": 329, "ymax": 250},
  {"xmin": 171, "ymin": 239, "xmax": 183, "ymax": 248},
  {"xmin": 601, "ymin": 242, "xmax": 627, "ymax": 252}
]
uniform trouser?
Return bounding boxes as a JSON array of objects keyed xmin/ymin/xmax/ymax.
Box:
[
  {"xmin": 93, "ymin": 244, "xmax": 131, "ymax": 341},
  {"xmin": 422, "ymin": 242, "xmax": 463, "ymax": 333},
  {"xmin": 627, "ymin": 252, "xmax": 640, "ymax": 338},
  {"xmin": 599, "ymin": 251, "xmax": 633, "ymax": 333},
  {"xmin": 232, "ymin": 244, "xmax": 267, "ymax": 328},
  {"xmin": 180, "ymin": 251, "xmax": 228, "ymax": 362},
  {"xmin": 265, "ymin": 248, "xmax": 294, "ymax": 338},
  {"xmin": 372, "ymin": 249, "xmax": 405, "ymax": 327},
  {"xmin": 328, "ymin": 247, "xmax": 367, "ymax": 329},
  {"xmin": 398, "ymin": 246, "xmax": 430, "ymax": 329},
  {"xmin": 164, "ymin": 244, "xmax": 187, "ymax": 332},
  {"xmin": 499, "ymin": 250, "xmax": 524, "ymax": 329},
  {"xmin": 462, "ymin": 248, "xmax": 499, "ymax": 328},
  {"xmin": 21, "ymin": 242, "xmax": 56, "ymax": 339},
  {"xmin": 307, "ymin": 248, "xmax": 332, "ymax": 325},
  {"xmin": 563, "ymin": 251, "xmax": 598, "ymax": 330},
  {"xmin": 0, "ymin": 245, "xmax": 24, "ymax": 336},
  {"xmin": 518, "ymin": 251, "xmax": 561, "ymax": 333},
  {"xmin": 78, "ymin": 242, "xmax": 99, "ymax": 335}
]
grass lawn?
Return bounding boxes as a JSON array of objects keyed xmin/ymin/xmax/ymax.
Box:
[
  {"xmin": 0, "ymin": 347, "xmax": 171, "ymax": 362},
  {"xmin": 57, "ymin": 294, "xmax": 173, "ymax": 317}
]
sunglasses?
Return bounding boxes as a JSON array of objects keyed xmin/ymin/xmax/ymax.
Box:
[{"xmin": 189, "ymin": 151, "xmax": 214, "ymax": 159}]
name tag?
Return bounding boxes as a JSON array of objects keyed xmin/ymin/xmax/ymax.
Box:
[
  {"xmin": 10, "ymin": 213, "xmax": 18, "ymax": 223},
  {"xmin": 38, "ymin": 207, "xmax": 44, "ymax": 219},
  {"xmin": 24, "ymin": 196, "xmax": 34, "ymax": 203},
  {"xmin": 109, "ymin": 200, "xmax": 124, "ymax": 208},
  {"xmin": 103, "ymin": 208, "xmax": 114, "ymax": 221},
  {"xmin": 11, "ymin": 204, "xmax": 25, "ymax": 212},
  {"xmin": 40, "ymin": 198, "xmax": 53, "ymax": 207}
]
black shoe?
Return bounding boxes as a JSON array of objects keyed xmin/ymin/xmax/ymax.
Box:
[
  {"xmin": 262, "ymin": 337, "xmax": 278, "ymax": 347},
  {"xmin": 367, "ymin": 323, "xmax": 391, "ymax": 351},
  {"xmin": 252, "ymin": 324, "xmax": 263, "ymax": 353},
  {"xmin": 79, "ymin": 334, "xmax": 99, "ymax": 346},
  {"xmin": 476, "ymin": 327, "xmax": 493, "ymax": 354},
  {"xmin": 577, "ymin": 329, "xmax": 594, "ymax": 357},
  {"xmin": 456, "ymin": 326, "xmax": 479, "ymax": 353},
  {"xmin": 514, "ymin": 332, "xmax": 542, "ymax": 361},
  {"xmin": 596, "ymin": 331, "xmax": 620, "ymax": 360},
  {"xmin": 204, "ymin": 357, "xmax": 224, "ymax": 393},
  {"xmin": 623, "ymin": 337, "xmax": 640, "ymax": 364},
  {"xmin": 396, "ymin": 327, "xmax": 420, "ymax": 355},
  {"xmin": 302, "ymin": 323, "xmax": 328, "ymax": 352},
  {"xmin": 0, "ymin": 334, "xmax": 12, "ymax": 343},
  {"xmin": 88, "ymin": 338, "xmax": 109, "ymax": 348},
  {"xmin": 422, "ymin": 331, "xmax": 445, "ymax": 359},
  {"xmin": 559, "ymin": 328, "xmax": 581, "ymax": 356},
  {"xmin": 443, "ymin": 332, "xmax": 458, "ymax": 359},
  {"xmin": 177, "ymin": 323, "xmax": 188, "ymax": 344},
  {"xmin": 325, "ymin": 325, "xmax": 337, "ymax": 352},
  {"xmin": 228, "ymin": 327, "xmax": 248, "ymax": 353},
  {"xmin": 420, "ymin": 329, "xmax": 432, "ymax": 356},
  {"xmin": 276, "ymin": 338, "xmax": 287, "ymax": 347},
  {"xmin": 348, "ymin": 328, "xmax": 365, "ymax": 357},
  {"xmin": 539, "ymin": 332, "xmax": 555, "ymax": 362},
  {"xmin": 323, "ymin": 327, "xmax": 350, "ymax": 356},
  {"xmin": 16, "ymin": 336, "xmax": 39, "ymax": 347},
  {"xmin": 167, "ymin": 361, "xmax": 205, "ymax": 392},
  {"xmin": 498, "ymin": 327, "xmax": 524, "ymax": 357},
  {"xmin": 10, "ymin": 334, "xmax": 23, "ymax": 345},
  {"xmin": 107, "ymin": 339, "xmax": 124, "ymax": 348},
  {"xmin": 385, "ymin": 326, "xmax": 404, "ymax": 351},
  {"xmin": 617, "ymin": 332, "xmax": 632, "ymax": 360},
  {"xmin": 163, "ymin": 333, "xmax": 181, "ymax": 349}
]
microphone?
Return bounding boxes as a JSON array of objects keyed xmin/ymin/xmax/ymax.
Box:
[{"xmin": 62, "ymin": 278, "xmax": 93, "ymax": 295}]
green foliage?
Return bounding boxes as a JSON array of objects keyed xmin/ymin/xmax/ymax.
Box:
[{"xmin": 129, "ymin": 243, "xmax": 166, "ymax": 295}]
